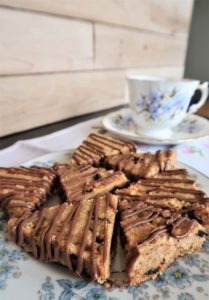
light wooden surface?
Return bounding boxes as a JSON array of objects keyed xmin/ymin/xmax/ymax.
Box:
[
  {"xmin": 0, "ymin": 7, "xmax": 187, "ymax": 74},
  {"xmin": 0, "ymin": 0, "xmax": 194, "ymax": 137},
  {"xmin": 0, "ymin": 67, "xmax": 183, "ymax": 136},
  {"xmin": 95, "ymin": 24, "xmax": 187, "ymax": 69},
  {"xmin": 0, "ymin": 0, "xmax": 193, "ymax": 35},
  {"xmin": 0, "ymin": 8, "xmax": 93, "ymax": 74}
]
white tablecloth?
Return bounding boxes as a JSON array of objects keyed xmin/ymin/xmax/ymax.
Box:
[{"xmin": 1, "ymin": 116, "xmax": 209, "ymax": 177}]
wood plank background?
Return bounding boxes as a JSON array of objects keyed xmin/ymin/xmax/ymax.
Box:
[
  {"xmin": 0, "ymin": 0, "xmax": 193, "ymax": 35},
  {"xmin": 0, "ymin": 0, "xmax": 194, "ymax": 137}
]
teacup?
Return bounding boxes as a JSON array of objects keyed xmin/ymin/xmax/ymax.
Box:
[{"xmin": 127, "ymin": 76, "xmax": 209, "ymax": 138}]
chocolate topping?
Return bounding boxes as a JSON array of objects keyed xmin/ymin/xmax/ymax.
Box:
[
  {"xmin": 0, "ymin": 166, "xmax": 56, "ymax": 217},
  {"xmin": 57, "ymin": 164, "xmax": 128, "ymax": 203},
  {"xmin": 116, "ymin": 168, "xmax": 207, "ymax": 219},
  {"xmin": 11, "ymin": 194, "xmax": 118, "ymax": 282},
  {"xmin": 104, "ymin": 150, "xmax": 176, "ymax": 180},
  {"xmin": 69, "ymin": 133, "xmax": 136, "ymax": 166},
  {"xmin": 120, "ymin": 201, "xmax": 197, "ymax": 248}
]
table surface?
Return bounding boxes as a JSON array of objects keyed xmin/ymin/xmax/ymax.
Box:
[{"xmin": 1, "ymin": 101, "xmax": 209, "ymax": 150}]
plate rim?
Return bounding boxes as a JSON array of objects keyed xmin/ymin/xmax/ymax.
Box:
[{"xmin": 22, "ymin": 149, "xmax": 74, "ymax": 166}]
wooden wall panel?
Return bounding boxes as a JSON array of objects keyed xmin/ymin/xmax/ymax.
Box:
[
  {"xmin": 95, "ymin": 24, "xmax": 187, "ymax": 69},
  {"xmin": 0, "ymin": 6, "xmax": 187, "ymax": 76},
  {"xmin": 0, "ymin": 1, "xmax": 193, "ymax": 136},
  {"xmin": 0, "ymin": 8, "xmax": 93, "ymax": 74},
  {"xmin": 0, "ymin": 67, "xmax": 183, "ymax": 137},
  {"xmin": 0, "ymin": 0, "xmax": 194, "ymax": 35}
]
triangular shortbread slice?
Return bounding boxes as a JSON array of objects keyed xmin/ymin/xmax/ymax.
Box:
[
  {"xmin": 69, "ymin": 133, "xmax": 136, "ymax": 166},
  {"xmin": 8, "ymin": 193, "xmax": 118, "ymax": 284},
  {"xmin": 116, "ymin": 169, "xmax": 209, "ymax": 230},
  {"xmin": 56, "ymin": 164, "xmax": 128, "ymax": 202},
  {"xmin": 119, "ymin": 198, "xmax": 206, "ymax": 285},
  {"xmin": 0, "ymin": 166, "xmax": 56, "ymax": 218}
]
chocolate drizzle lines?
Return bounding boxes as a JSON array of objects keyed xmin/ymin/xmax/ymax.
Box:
[
  {"xmin": 54, "ymin": 203, "xmax": 78, "ymax": 261},
  {"xmin": 139, "ymin": 178, "xmax": 195, "ymax": 184},
  {"xmin": 171, "ymin": 217, "xmax": 196, "ymax": 239},
  {"xmin": 57, "ymin": 163, "xmax": 127, "ymax": 203},
  {"xmin": 45, "ymin": 205, "xmax": 67, "ymax": 261},
  {"xmin": 120, "ymin": 201, "xmax": 197, "ymax": 248},
  {"xmin": 0, "ymin": 166, "xmax": 56, "ymax": 217},
  {"xmin": 104, "ymin": 150, "xmax": 176, "ymax": 180},
  {"xmin": 76, "ymin": 201, "xmax": 95, "ymax": 277},
  {"xmin": 84, "ymin": 141, "xmax": 106, "ymax": 155},
  {"xmin": 70, "ymin": 133, "xmax": 136, "ymax": 166},
  {"xmin": 90, "ymin": 134, "xmax": 130, "ymax": 152},
  {"xmin": 103, "ymin": 193, "xmax": 110, "ymax": 265},
  {"xmin": 137, "ymin": 225, "xmax": 167, "ymax": 248},
  {"xmin": 64, "ymin": 202, "xmax": 82, "ymax": 271},
  {"xmin": 15, "ymin": 210, "xmax": 32, "ymax": 246},
  {"xmin": 91, "ymin": 197, "xmax": 99, "ymax": 280},
  {"xmin": 31, "ymin": 209, "xmax": 46, "ymax": 258},
  {"xmin": 11, "ymin": 193, "xmax": 118, "ymax": 283}
]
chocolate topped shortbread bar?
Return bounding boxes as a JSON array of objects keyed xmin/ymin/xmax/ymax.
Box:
[
  {"xmin": 8, "ymin": 193, "xmax": 118, "ymax": 283},
  {"xmin": 69, "ymin": 133, "xmax": 136, "ymax": 166},
  {"xmin": 104, "ymin": 150, "xmax": 176, "ymax": 180},
  {"xmin": 56, "ymin": 164, "xmax": 128, "ymax": 202},
  {"xmin": 116, "ymin": 169, "xmax": 209, "ymax": 230},
  {"xmin": 119, "ymin": 199, "xmax": 206, "ymax": 285},
  {"xmin": 0, "ymin": 166, "xmax": 56, "ymax": 218}
]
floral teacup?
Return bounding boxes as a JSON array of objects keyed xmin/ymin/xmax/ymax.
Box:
[{"xmin": 127, "ymin": 76, "xmax": 208, "ymax": 138}]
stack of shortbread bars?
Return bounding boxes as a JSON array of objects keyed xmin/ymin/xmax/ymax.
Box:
[{"xmin": 1, "ymin": 133, "xmax": 208, "ymax": 286}]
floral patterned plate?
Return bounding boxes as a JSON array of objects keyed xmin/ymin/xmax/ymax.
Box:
[
  {"xmin": 1, "ymin": 150, "xmax": 209, "ymax": 300},
  {"xmin": 102, "ymin": 108, "xmax": 209, "ymax": 145}
]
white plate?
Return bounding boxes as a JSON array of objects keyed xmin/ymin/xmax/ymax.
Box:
[
  {"xmin": 1, "ymin": 150, "xmax": 209, "ymax": 300},
  {"xmin": 102, "ymin": 108, "xmax": 209, "ymax": 145}
]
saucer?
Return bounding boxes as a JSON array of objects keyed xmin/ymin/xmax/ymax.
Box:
[{"xmin": 102, "ymin": 108, "xmax": 209, "ymax": 145}]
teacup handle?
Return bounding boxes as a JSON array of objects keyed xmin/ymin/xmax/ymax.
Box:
[{"xmin": 187, "ymin": 81, "xmax": 209, "ymax": 115}]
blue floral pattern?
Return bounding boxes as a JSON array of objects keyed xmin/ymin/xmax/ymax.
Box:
[
  {"xmin": 31, "ymin": 160, "xmax": 57, "ymax": 167},
  {"xmin": 111, "ymin": 113, "xmax": 203, "ymax": 137},
  {"xmin": 0, "ymin": 262, "xmax": 16, "ymax": 290},
  {"xmin": 135, "ymin": 89, "xmax": 185, "ymax": 121},
  {"xmin": 177, "ymin": 292, "xmax": 195, "ymax": 300},
  {"xmin": 57, "ymin": 279, "xmax": 88, "ymax": 299},
  {"xmin": 36, "ymin": 258, "xmax": 209, "ymax": 300},
  {"xmin": 0, "ymin": 212, "xmax": 28, "ymax": 290},
  {"xmin": 163, "ymin": 266, "xmax": 191, "ymax": 289},
  {"xmin": 55, "ymin": 279, "xmax": 107, "ymax": 300},
  {"xmin": 182, "ymin": 253, "xmax": 201, "ymax": 268},
  {"xmin": 38, "ymin": 276, "xmax": 55, "ymax": 300},
  {"xmin": 176, "ymin": 119, "xmax": 202, "ymax": 134},
  {"xmin": 86, "ymin": 287, "xmax": 107, "ymax": 300},
  {"xmin": 112, "ymin": 114, "xmax": 136, "ymax": 131},
  {"xmin": 128, "ymin": 282, "xmax": 148, "ymax": 298},
  {"xmin": 203, "ymin": 237, "xmax": 209, "ymax": 252}
]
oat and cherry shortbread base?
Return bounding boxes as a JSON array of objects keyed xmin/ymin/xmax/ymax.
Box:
[
  {"xmin": 56, "ymin": 164, "xmax": 129, "ymax": 202},
  {"xmin": 8, "ymin": 193, "xmax": 118, "ymax": 284},
  {"xmin": 116, "ymin": 169, "xmax": 209, "ymax": 230},
  {"xmin": 119, "ymin": 199, "xmax": 206, "ymax": 285},
  {"xmin": 69, "ymin": 133, "xmax": 136, "ymax": 166},
  {"xmin": 0, "ymin": 166, "xmax": 56, "ymax": 218},
  {"xmin": 104, "ymin": 150, "xmax": 176, "ymax": 180}
]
